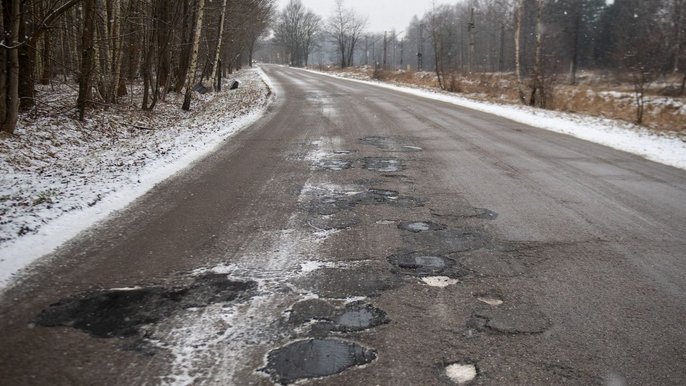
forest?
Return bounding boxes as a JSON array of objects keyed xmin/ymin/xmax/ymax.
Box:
[
  {"xmin": 267, "ymin": 0, "xmax": 684, "ymax": 127},
  {"xmin": 0, "ymin": 0, "xmax": 274, "ymax": 134}
]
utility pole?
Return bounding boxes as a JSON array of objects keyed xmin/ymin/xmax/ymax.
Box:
[{"xmin": 400, "ymin": 38, "xmax": 404, "ymax": 69}]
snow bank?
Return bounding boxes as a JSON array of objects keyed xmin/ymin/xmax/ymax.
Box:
[{"xmin": 0, "ymin": 68, "xmax": 272, "ymax": 289}]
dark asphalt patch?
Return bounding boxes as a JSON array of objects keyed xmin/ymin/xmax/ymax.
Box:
[
  {"xmin": 34, "ymin": 274, "xmax": 256, "ymax": 338},
  {"xmin": 467, "ymin": 308, "xmax": 551, "ymax": 334},
  {"xmin": 288, "ymin": 299, "xmax": 337, "ymax": 325},
  {"xmin": 388, "ymin": 252, "xmax": 466, "ymax": 278},
  {"xmin": 300, "ymin": 267, "xmax": 401, "ymax": 298},
  {"xmin": 363, "ymin": 157, "xmax": 404, "ymax": 172},
  {"xmin": 263, "ymin": 339, "xmax": 376, "ymax": 384},
  {"xmin": 398, "ymin": 221, "xmax": 446, "ymax": 233}
]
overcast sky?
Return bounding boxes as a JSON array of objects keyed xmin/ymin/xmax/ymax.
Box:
[{"xmin": 276, "ymin": 0, "xmax": 437, "ymax": 33}]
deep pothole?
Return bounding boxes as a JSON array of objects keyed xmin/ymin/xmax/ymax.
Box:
[
  {"xmin": 289, "ymin": 299, "xmax": 390, "ymax": 334},
  {"xmin": 363, "ymin": 157, "xmax": 405, "ymax": 172},
  {"xmin": 34, "ymin": 274, "xmax": 256, "ymax": 338},
  {"xmin": 263, "ymin": 339, "xmax": 376, "ymax": 384},
  {"xmin": 388, "ymin": 252, "xmax": 466, "ymax": 278},
  {"xmin": 398, "ymin": 221, "xmax": 446, "ymax": 233}
]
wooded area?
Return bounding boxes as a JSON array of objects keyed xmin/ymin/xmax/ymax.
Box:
[
  {"xmin": 266, "ymin": 0, "xmax": 684, "ymax": 124},
  {"xmin": 0, "ymin": 0, "xmax": 275, "ymax": 134}
]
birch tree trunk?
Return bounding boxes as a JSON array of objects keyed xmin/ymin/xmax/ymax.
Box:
[
  {"xmin": 182, "ymin": 0, "xmax": 206, "ymax": 111},
  {"xmin": 529, "ymin": 0, "xmax": 544, "ymax": 107},
  {"xmin": 514, "ymin": 0, "xmax": 526, "ymax": 104},
  {"xmin": 209, "ymin": 0, "xmax": 228, "ymax": 91}
]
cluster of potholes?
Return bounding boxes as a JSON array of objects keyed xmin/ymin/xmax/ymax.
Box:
[
  {"xmin": 33, "ymin": 136, "xmax": 550, "ymax": 385},
  {"xmin": 294, "ymin": 136, "xmax": 554, "ymax": 383}
]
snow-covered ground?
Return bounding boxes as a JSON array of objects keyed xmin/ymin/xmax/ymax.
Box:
[
  {"xmin": 306, "ymin": 69, "xmax": 686, "ymax": 171},
  {"xmin": 0, "ymin": 68, "xmax": 272, "ymax": 288}
]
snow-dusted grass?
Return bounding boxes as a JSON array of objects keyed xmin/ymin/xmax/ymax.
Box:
[
  {"xmin": 0, "ymin": 68, "xmax": 272, "ymax": 288},
  {"xmin": 305, "ymin": 68, "xmax": 686, "ymax": 171}
]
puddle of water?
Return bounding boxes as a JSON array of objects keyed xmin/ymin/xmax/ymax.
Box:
[
  {"xmin": 445, "ymin": 363, "xmax": 477, "ymax": 384},
  {"xmin": 421, "ymin": 276, "xmax": 459, "ymax": 287},
  {"xmin": 34, "ymin": 274, "xmax": 256, "ymax": 338},
  {"xmin": 398, "ymin": 221, "xmax": 446, "ymax": 233},
  {"xmin": 264, "ymin": 339, "xmax": 376, "ymax": 384}
]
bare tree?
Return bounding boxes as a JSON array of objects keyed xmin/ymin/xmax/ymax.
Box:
[
  {"xmin": 182, "ymin": 0, "xmax": 207, "ymax": 111},
  {"xmin": 328, "ymin": 0, "xmax": 366, "ymax": 68}
]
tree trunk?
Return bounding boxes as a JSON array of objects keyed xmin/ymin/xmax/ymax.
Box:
[
  {"xmin": 529, "ymin": 0, "xmax": 544, "ymax": 107},
  {"xmin": 0, "ymin": 0, "xmax": 7, "ymax": 130},
  {"xmin": 182, "ymin": 0, "xmax": 206, "ymax": 111},
  {"xmin": 40, "ymin": 29, "xmax": 52, "ymax": 85},
  {"xmin": 2, "ymin": 0, "xmax": 21, "ymax": 134},
  {"xmin": 569, "ymin": 1, "xmax": 582, "ymax": 85},
  {"xmin": 208, "ymin": 0, "xmax": 228, "ymax": 91},
  {"xmin": 77, "ymin": 0, "xmax": 96, "ymax": 121},
  {"xmin": 514, "ymin": 0, "xmax": 526, "ymax": 104}
]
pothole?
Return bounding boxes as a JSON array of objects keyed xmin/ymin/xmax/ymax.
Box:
[
  {"xmin": 289, "ymin": 300, "xmax": 390, "ymax": 334},
  {"xmin": 466, "ymin": 308, "xmax": 551, "ymax": 334},
  {"xmin": 445, "ymin": 363, "xmax": 478, "ymax": 384},
  {"xmin": 317, "ymin": 159, "xmax": 352, "ymax": 171},
  {"xmin": 388, "ymin": 252, "xmax": 465, "ymax": 278},
  {"xmin": 403, "ymin": 230, "xmax": 490, "ymax": 254},
  {"xmin": 398, "ymin": 221, "xmax": 446, "ymax": 233},
  {"xmin": 263, "ymin": 339, "xmax": 376, "ymax": 384},
  {"xmin": 363, "ymin": 157, "xmax": 404, "ymax": 172},
  {"xmin": 300, "ymin": 267, "xmax": 401, "ymax": 298},
  {"xmin": 430, "ymin": 207, "xmax": 499, "ymax": 221},
  {"xmin": 307, "ymin": 213, "xmax": 359, "ymax": 230},
  {"xmin": 34, "ymin": 274, "xmax": 256, "ymax": 338},
  {"xmin": 332, "ymin": 301, "xmax": 390, "ymax": 332},
  {"xmin": 421, "ymin": 276, "xmax": 459, "ymax": 287}
]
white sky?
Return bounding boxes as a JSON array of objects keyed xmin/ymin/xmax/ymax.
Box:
[{"xmin": 277, "ymin": 0, "xmax": 438, "ymax": 33}]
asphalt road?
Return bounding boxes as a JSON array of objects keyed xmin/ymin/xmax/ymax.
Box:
[{"xmin": 1, "ymin": 65, "xmax": 685, "ymax": 385}]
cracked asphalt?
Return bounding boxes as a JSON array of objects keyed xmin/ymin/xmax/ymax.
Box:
[{"xmin": 0, "ymin": 65, "xmax": 685, "ymax": 385}]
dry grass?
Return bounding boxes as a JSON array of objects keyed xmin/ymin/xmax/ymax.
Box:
[{"xmin": 318, "ymin": 66, "xmax": 686, "ymax": 133}]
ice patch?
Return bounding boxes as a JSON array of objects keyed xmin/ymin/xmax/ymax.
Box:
[
  {"xmin": 446, "ymin": 363, "xmax": 477, "ymax": 384},
  {"xmin": 421, "ymin": 276, "xmax": 458, "ymax": 287}
]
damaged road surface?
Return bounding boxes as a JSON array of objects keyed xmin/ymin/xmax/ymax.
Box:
[{"xmin": 1, "ymin": 65, "xmax": 686, "ymax": 386}]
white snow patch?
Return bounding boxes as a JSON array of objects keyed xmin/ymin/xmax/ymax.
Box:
[
  {"xmin": 0, "ymin": 68, "xmax": 272, "ymax": 290},
  {"xmin": 305, "ymin": 69, "xmax": 686, "ymax": 171},
  {"xmin": 446, "ymin": 363, "xmax": 477, "ymax": 384},
  {"xmin": 477, "ymin": 296, "xmax": 504, "ymax": 306},
  {"xmin": 421, "ymin": 276, "xmax": 459, "ymax": 287}
]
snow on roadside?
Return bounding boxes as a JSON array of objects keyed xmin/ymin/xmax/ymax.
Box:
[
  {"xmin": 0, "ymin": 67, "xmax": 273, "ymax": 288},
  {"xmin": 305, "ymin": 69, "xmax": 686, "ymax": 171}
]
